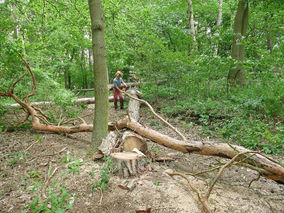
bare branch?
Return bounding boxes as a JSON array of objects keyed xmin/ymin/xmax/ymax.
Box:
[
  {"xmin": 205, "ymin": 151, "xmax": 259, "ymax": 200},
  {"xmin": 249, "ymin": 172, "xmax": 261, "ymax": 188},
  {"xmin": 166, "ymin": 170, "xmax": 211, "ymax": 213},
  {"xmin": 186, "ymin": 166, "xmax": 221, "ymax": 177},
  {"xmin": 33, "ymin": 106, "xmax": 49, "ymax": 120},
  {"xmin": 14, "ymin": 111, "xmax": 30, "ymax": 126},
  {"xmin": 124, "ymin": 91, "xmax": 186, "ymax": 141},
  {"xmin": 18, "ymin": 54, "xmax": 36, "ymax": 103}
]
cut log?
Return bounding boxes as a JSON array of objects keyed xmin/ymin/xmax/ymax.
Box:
[
  {"xmin": 123, "ymin": 131, "xmax": 147, "ymax": 153},
  {"xmin": 118, "ymin": 179, "xmax": 136, "ymax": 191},
  {"xmin": 98, "ymin": 131, "xmax": 118, "ymax": 156},
  {"xmin": 116, "ymin": 118, "xmax": 284, "ymax": 184}
]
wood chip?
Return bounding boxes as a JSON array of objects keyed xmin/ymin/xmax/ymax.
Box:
[
  {"xmin": 93, "ymin": 153, "xmax": 104, "ymax": 160},
  {"xmin": 135, "ymin": 207, "xmax": 151, "ymax": 213}
]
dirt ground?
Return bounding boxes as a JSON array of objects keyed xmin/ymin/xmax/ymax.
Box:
[{"xmin": 0, "ymin": 105, "xmax": 284, "ymax": 213}]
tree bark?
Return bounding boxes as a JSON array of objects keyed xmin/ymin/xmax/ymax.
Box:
[
  {"xmin": 265, "ymin": 14, "xmax": 273, "ymax": 54},
  {"xmin": 116, "ymin": 118, "xmax": 284, "ymax": 183},
  {"xmin": 228, "ymin": 0, "xmax": 248, "ymax": 86},
  {"xmin": 214, "ymin": 0, "xmax": 223, "ymax": 55},
  {"xmin": 187, "ymin": 0, "xmax": 197, "ymax": 54},
  {"xmin": 88, "ymin": 0, "xmax": 109, "ymax": 149}
]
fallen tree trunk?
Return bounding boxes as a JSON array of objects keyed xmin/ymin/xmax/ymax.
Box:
[
  {"xmin": 73, "ymin": 82, "xmax": 141, "ymax": 92},
  {"xmin": 8, "ymin": 96, "xmax": 115, "ymax": 108},
  {"xmin": 116, "ymin": 118, "xmax": 284, "ymax": 183}
]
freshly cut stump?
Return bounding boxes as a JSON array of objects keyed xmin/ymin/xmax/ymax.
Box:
[{"xmin": 110, "ymin": 152, "xmax": 145, "ymax": 178}]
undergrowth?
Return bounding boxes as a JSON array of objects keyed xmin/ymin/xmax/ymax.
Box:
[{"xmin": 139, "ymin": 54, "xmax": 284, "ymax": 154}]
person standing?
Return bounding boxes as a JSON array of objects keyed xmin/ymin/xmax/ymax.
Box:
[{"xmin": 113, "ymin": 71, "xmax": 128, "ymax": 110}]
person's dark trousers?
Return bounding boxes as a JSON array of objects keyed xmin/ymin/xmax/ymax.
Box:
[
  {"xmin": 114, "ymin": 98, "xmax": 118, "ymax": 110},
  {"xmin": 113, "ymin": 89, "xmax": 123, "ymax": 109},
  {"xmin": 120, "ymin": 98, "xmax": 124, "ymax": 109}
]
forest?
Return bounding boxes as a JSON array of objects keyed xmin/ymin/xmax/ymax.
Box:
[{"xmin": 0, "ymin": 0, "xmax": 283, "ymax": 212}]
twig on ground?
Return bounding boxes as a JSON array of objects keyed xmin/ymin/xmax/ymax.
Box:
[
  {"xmin": 249, "ymin": 172, "xmax": 261, "ymax": 188},
  {"xmin": 43, "ymin": 162, "xmax": 59, "ymax": 198},
  {"xmin": 186, "ymin": 166, "xmax": 221, "ymax": 177},
  {"xmin": 78, "ymin": 116, "xmax": 87, "ymax": 125},
  {"xmin": 42, "ymin": 147, "xmax": 67, "ymax": 157},
  {"xmin": 166, "ymin": 170, "xmax": 211, "ymax": 213},
  {"xmin": 24, "ymin": 139, "xmax": 40, "ymax": 152},
  {"xmin": 99, "ymin": 187, "xmax": 103, "ymax": 205},
  {"xmin": 205, "ymin": 151, "xmax": 259, "ymax": 200}
]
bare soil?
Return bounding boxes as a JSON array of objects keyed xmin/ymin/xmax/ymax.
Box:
[{"xmin": 0, "ymin": 105, "xmax": 283, "ymax": 213}]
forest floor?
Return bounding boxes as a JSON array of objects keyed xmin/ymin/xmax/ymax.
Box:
[{"xmin": 0, "ymin": 104, "xmax": 284, "ymax": 213}]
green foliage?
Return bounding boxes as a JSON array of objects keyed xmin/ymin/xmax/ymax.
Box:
[
  {"xmin": 0, "ymin": 0, "xmax": 283, "ymax": 155},
  {"xmin": 92, "ymin": 156, "xmax": 113, "ymax": 192},
  {"xmin": 153, "ymin": 181, "xmax": 162, "ymax": 186},
  {"xmin": 66, "ymin": 159, "xmax": 82, "ymax": 175},
  {"xmin": 29, "ymin": 188, "xmax": 74, "ymax": 213},
  {"xmin": 7, "ymin": 152, "xmax": 27, "ymax": 166}
]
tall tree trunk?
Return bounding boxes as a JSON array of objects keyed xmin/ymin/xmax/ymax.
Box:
[
  {"xmin": 88, "ymin": 0, "xmax": 109, "ymax": 150},
  {"xmin": 228, "ymin": 0, "xmax": 248, "ymax": 86},
  {"xmin": 64, "ymin": 70, "xmax": 69, "ymax": 89},
  {"xmin": 80, "ymin": 50, "xmax": 87, "ymax": 89},
  {"xmin": 214, "ymin": 0, "xmax": 223, "ymax": 55},
  {"xmin": 265, "ymin": 15, "xmax": 273, "ymax": 54},
  {"xmin": 187, "ymin": 0, "xmax": 196, "ymax": 55}
]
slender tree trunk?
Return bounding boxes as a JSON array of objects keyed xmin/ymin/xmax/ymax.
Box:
[
  {"xmin": 228, "ymin": 0, "xmax": 248, "ymax": 86},
  {"xmin": 265, "ymin": 15, "xmax": 273, "ymax": 54},
  {"xmin": 88, "ymin": 48, "xmax": 93, "ymax": 73},
  {"xmin": 214, "ymin": 0, "xmax": 223, "ymax": 55},
  {"xmin": 64, "ymin": 70, "xmax": 69, "ymax": 89},
  {"xmin": 187, "ymin": 0, "xmax": 196, "ymax": 55},
  {"xmin": 88, "ymin": 0, "xmax": 109, "ymax": 150}
]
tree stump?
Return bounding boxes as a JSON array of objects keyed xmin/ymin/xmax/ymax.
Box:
[{"xmin": 110, "ymin": 152, "xmax": 145, "ymax": 178}]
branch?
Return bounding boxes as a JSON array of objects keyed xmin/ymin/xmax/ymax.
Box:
[
  {"xmin": 205, "ymin": 151, "xmax": 259, "ymax": 200},
  {"xmin": 124, "ymin": 91, "xmax": 186, "ymax": 140},
  {"xmin": 186, "ymin": 166, "xmax": 221, "ymax": 177},
  {"xmin": 60, "ymin": 112, "xmax": 93, "ymax": 125},
  {"xmin": 18, "ymin": 54, "xmax": 36, "ymax": 103},
  {"xmin": 166, "ymin": 170, "xmax": 211, "ymax": 213},
  {"xmin": 7, "ymin": 60, "xmax": 28, "ymax": 94},
  {"xmin": 33, "ymin": 106, "xmax": 49, "ymax": 120},
  {"xmin": 14, "ymin": 111, "xmax": 30, "ymax": 126}
]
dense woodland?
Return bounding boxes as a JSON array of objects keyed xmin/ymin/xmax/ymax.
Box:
[
  {"xmin": 1, "ymin": 0, "xmax": 283, "ymax": 153},
  {"xmin": 0, "ymin": 0, "xmax": 283, "ymax": 212}
]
